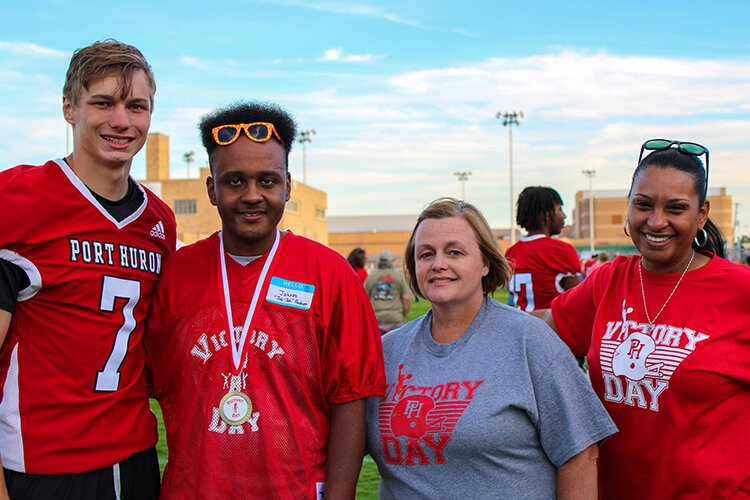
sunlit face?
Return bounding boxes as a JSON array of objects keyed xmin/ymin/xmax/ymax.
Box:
[
  {"xmin": 627, "ymin": 166, "xmax": 708, "ymax": 273},
  {"xmin": 547, "ymin": 203, "xmax": 566, "ymax": 236},
  {"xmin": 207, "ymin": 136, "xmax": 290, "ymax": 256},
  {"xmin": 414, "ymin": 216, "xmax": 489, "ymax": 309},
  {"xmin": 63, "ymin": 70, "xmax": 152, "ymax": 170}
]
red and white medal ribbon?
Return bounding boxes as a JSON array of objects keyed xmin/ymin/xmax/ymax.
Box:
[{"xmin": 218, "ymin": 229, "xmax": 280, "ymax": 371}]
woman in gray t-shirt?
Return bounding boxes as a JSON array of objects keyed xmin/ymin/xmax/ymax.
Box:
[{"xmin": 365, "ymin": 197, "xmax": 616, "ymax": 499}]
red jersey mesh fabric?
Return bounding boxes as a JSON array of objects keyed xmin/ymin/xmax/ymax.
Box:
[{"xmin": 147, "ymin": 232, "xmax": 384, "ymax": 498}]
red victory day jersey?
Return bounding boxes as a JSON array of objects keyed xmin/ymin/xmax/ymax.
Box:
[
  {"xmin": 0, "ymin": 159, "xmax": 176, "ymax": 474},
  {"xmin": 505, "ymin": 235, "xmax": 580, "ymax": 311},
  {"xmin": 552, "ymin": 254, "xmax": 750, "ymax": 499},
  {"xmin": 146, "ymin": 232, "xmax": 385, "ymax": 499}
]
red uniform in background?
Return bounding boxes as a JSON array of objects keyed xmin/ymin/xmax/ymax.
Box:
[
  {"xmin": 505, "ymin": 235, "xmax": 580, "ymax": 311},
  {"xmin": 0, "ymin": 159, "xmax": 176, "ymax": 473},
  {"xmin": 147, "ymin": 231, "xmax": 385, "ymax": 499}
]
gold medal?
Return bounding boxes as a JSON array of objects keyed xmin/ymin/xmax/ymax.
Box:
[{"xmin": 219, "ymin": 391, "xmax": 252, "ymax": 425}]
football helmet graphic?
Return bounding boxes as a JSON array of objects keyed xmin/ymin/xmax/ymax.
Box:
[{"xmin": 612, "ymin": 332, "xmax": 664, "ymax": 380}]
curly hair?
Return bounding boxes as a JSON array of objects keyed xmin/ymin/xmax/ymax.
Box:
[
  {"xmin": 198, "ymin": 101, "xmax": 297, "ymax": 169},
  {"xmin": 515, "ymin": 186, "xmax": 563, "ymax": 232}
]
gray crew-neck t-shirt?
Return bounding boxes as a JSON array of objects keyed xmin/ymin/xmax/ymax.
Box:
[{"xmin": 366, "ymin": 297, "xmax": 617, "ymax": 499}]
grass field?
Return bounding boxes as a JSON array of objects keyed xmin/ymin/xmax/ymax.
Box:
[{"xmin": 152, "ymin": 289, "xmax": 509, "ymax": 497}]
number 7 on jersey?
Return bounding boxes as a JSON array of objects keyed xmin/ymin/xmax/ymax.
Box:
[{"xmin": 95, "ymin": 276, "xmax": 141, "ymax": 392}]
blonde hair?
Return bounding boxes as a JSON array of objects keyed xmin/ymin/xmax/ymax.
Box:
[
  {"xmin": 404, "ymin": 198, "xmax": 511, "ymax": 299},
  {"xmin": 63, "ymin": 39, "xmax": 155, "ymax": 108}
]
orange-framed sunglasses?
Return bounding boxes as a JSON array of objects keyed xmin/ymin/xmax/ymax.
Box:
[{"xmin": 211, "ymin": 122, "xmax": 285, "ymax": 146}]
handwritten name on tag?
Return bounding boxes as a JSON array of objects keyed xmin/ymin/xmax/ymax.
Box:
[{"xmin": 266, "ymin": 277, "xmax": 315, "ymax": 310}]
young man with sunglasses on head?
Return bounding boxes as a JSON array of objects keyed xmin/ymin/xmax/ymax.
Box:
[
  {"xmin": 145, "ymin": 101, "xmax": 385, "ymax": 499},
  {"xmin": 0, "ymin": 40, "xmax": 175, "ymax": 499}
]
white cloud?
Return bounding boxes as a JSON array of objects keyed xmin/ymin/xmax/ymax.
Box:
[
  {"xmin": 258, "ymin": 0, "xmax": 476, "ymax": 35},
  {"xmin": 276, "ymin": 50, "xmax": 750, "ymax": 225},
  {"xmin": 320, "ymin": 47, "xmax": 382, "ymax": 63},
  {"xmin": 0, "ymin": 41, "xmax": 67, "ymax": 58},
  {"xmin": 386, "ymin": 51, "xmax": 750, "ymax": 120},
  {"xmin": 259, "ymin": 0, "xmax": 421, "ymax": 27},
  {"xmin": 2, "ymin": 48, "xmax": 749, "ymax": 229}
]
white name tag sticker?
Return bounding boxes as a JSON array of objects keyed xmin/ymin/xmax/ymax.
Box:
[
  {"xmin": 316, "ymin": 482, "xmax": 325, "ymax": 499},
  {"xmin": 266, "ymin": 277, "xmax": 315, "ymax": 310}
]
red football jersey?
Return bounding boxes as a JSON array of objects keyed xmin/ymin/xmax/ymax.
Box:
[
  {"xmin": 505, "ymin": 235, "xmax": 580, "ymax": 311},
  {"xmin": 0, "ymin": 160, "xmax": 176, "ymax": 474},
  {"xmin": 146, "ymin": 232, "xmax": 385, "ymax": 499},
  {"xmin": 552, "ymin": 255, "xmax": 750, "ymax": 499}
]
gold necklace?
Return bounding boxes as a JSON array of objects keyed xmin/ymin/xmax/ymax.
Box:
[{"xmin": 638, "ymin": 250, "xmax": 695, "ymax": 326}]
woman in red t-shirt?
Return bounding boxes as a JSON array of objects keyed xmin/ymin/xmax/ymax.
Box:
[{"xmin": 535, "ymin": 140, "xmax": 750, "ymax": 499}]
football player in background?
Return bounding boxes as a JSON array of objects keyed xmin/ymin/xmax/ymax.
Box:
[
  {"xmin": 505, "ymin": 186, "xmax": 581, "ymax": 312},
  {"xmin": 0, "ymin": 40, "xmax": 175, "ymax": 499}
]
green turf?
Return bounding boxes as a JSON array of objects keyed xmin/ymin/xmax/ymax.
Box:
[
  {"xmin": 150, "ymin": 400, "xmax": 167, "ymax": 473},
  {"xmin": 151, "ymin": 289, "xmax": 510, "ymax": 492}
]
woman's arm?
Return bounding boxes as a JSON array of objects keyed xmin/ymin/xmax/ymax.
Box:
[
  {"xmin": 530, "ymin": 308, "xmax": 558, "ymax": 333},
  {"xmin": 557, "ymin": 444, "xmax": 599, "ymax": 500}
]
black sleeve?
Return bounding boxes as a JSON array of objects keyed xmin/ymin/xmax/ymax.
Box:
[{"xmin": 0, "ymin": 259, "xmax": 30, "ymax": 313}]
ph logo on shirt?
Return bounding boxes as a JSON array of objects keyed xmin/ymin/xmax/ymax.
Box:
[
  {"xmin": 378, "ymin": 364, "xmax": 483, "ymax": 466},
  {"xmin": 599, "ymin": 299, "xmax": 710, "ymax": 412}
]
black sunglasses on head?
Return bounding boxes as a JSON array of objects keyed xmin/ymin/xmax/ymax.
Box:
[{"xmin": 638, "ymin": 139, "xmax": 709, "ymax": 196}]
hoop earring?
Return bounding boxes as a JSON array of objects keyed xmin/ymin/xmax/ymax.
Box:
[
  {"xmin": 694, "ymin": 227, "xmax": 708, "ymax": 248},
  {"xmin": 623, "ymin": 221, "xmax": 631, "ymax": 237}
]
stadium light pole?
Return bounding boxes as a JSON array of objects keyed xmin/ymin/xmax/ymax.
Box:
[
  {"xmin": 183, "ymin": 151, "xmax": 195, "ymax": 178},
  {"xmin": 298, "ymin": 129, "xmax": 316, "ymax": 184},
  {"xmin": 582, "ymin": 169, "xmax": 596, "ymax": 253},
  {"xmin": 454, "ymin": 171, "xmax": 472, "ymax": 200},
  {"xmin": 733, "ymin": 202, "xmax": 741, "ymax": 259},
  {"xmin": 497, "ymin": 111, "xmax": 524, "ymax": 244}
]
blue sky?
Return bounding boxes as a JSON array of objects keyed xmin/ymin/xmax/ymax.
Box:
[{"xmin": 1, "ymin": 0, "xmax": 749, "ymax": 233}]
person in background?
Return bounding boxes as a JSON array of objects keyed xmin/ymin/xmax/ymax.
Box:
[
  {"xmin": 364, "ymin": 250, "xmax": 412, "ymax": 334},
  {"xmin": 535, "ymin": 139, "xmax": 750, "ymax": 498},
  {"xmin": 580, "ymin": 253, "xmax": 598, "ymax": 276},
  {"xmin": 586, "ymin": 251, "xmax": 609, "ymax": 276},
  {"xmin": 146, "ymin": 101, "xmax": 385, "ymax": 499},
  {"xmin": 366, "ymin": 197, "xmax": 616, "ymax": 499},
  {"xmin": 347, "ymin": 247, "xmax": 368, "ymax": 283},
  {"xmin": 0, "ymin": 40, "xmax": 174, "ymax": 499},
  {"xmin": 505, "ymin": 186, "xmax": 581, "ymax": 312}
]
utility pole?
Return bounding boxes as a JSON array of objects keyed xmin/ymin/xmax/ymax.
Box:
[
  {"xmin": 582, "ymin": 169, "xmax": 596, "ymax": 253},
  {"xmin": 183, "ymin": 151, "xmax": 195, "ymax": 178},
  {"xmin": 497, "ymin": 111, "xmax": 524, "ymax": 244},
  {"xmin": 298, "ymin": 129, "xmax": 316, "ymax": 184},
  {"xmin": 734, "ymin": 202, "xmax": 741, "ymax": 259},
  {"xmin": 454, "ymin": 171, "xmax": 472, "ymax": 200}
]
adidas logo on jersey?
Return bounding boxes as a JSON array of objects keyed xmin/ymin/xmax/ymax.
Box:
[{"xmin": 150, "ymin": 221, "xmax": 166, "ymax": 240}]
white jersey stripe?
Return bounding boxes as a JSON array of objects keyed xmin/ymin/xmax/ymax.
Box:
[
  {"xmin": 0, "ymin": 249, "xmax": 42, "ymax": 302},
  {"xmin": 0, "ymin": 345, "xmax": 25, "ymax": 471}
]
